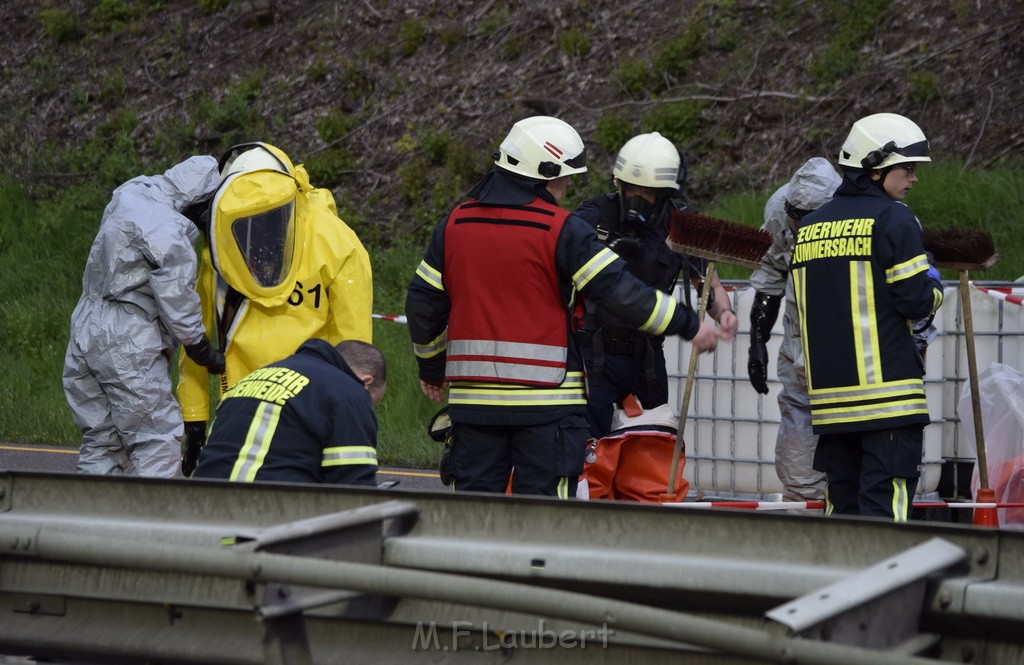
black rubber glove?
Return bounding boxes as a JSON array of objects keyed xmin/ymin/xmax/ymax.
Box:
[
  {"xmin": 747, "ymin": 291, "xmax": 782, "ymax": 395},
  {"xmin": 608, "ymin": 235, "xmax": 642, "ymax": 256},
  {"xmin": 182, "ymin": 420, "xmax": 207, "ymax": 477},
  {"xmin": 185, "ymin": 337, "xmax": 226, "ymax": 375}
]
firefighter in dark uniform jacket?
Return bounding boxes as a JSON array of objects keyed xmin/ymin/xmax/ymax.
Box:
[
  {"xmin": 192, "ymin": 339, "xmax": 386, "ymax": 485},
  {"xmin": 575, "ymin": 132, "xmax": 738, "ymax": 437},
  {"xmin": 791, "ymin": 113, "xmax": 944, "ymax": 521},
  {"xmin": 406, "ymin": 116, "xmax": 725, "ymax": 498}
]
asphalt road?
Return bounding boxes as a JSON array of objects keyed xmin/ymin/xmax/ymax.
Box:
[{"xmin": 0, "ymin": 442, "xmax": 447, "ymax": 491}]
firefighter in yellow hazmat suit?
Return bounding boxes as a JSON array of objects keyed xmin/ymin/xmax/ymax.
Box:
[{"xmin": 176, "ymin": 142, "xmax": 373, "ymax": 474}]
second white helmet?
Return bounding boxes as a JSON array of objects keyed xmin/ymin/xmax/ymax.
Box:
[
  {"xmin": 494, "ymin": 116, "xmax": 587, "ymax": 180},
  {"xmin": 838, "ymin": 113, "xmax": 931, "ymax": 170},
  {"xmin": 613, "ymin": 132, "xmax": 680, "ymax": 190}
]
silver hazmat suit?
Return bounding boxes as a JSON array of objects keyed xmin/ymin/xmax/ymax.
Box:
[
  {"xmin": 62, "ymin": 156, "xmax": 220, "ymax": 477},
  {"xmin": 749, "ymin": 158, "xmax": 842, "ymax": 500}
]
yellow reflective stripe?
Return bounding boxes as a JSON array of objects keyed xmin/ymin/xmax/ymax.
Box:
[
  {"xmin": 414, "ymin": 329, "xmax": 448, "ymax": 359},
  {"xmin": 449, "ymin": 372, "xmax": 586, "ymax": 406},
  {"xmin": 892, "ymin": 478, "xmax": 909, "ymax": 522},
  {"xmin": 932, "ymin": 286, "xmax": 944, "ymax": 313},
  {"xmin": 850, "ymin": 261, "xmax": 881, "ymax": 385},
  {"xmin": 573, "ymin": 248, "xmax": 618, "ymax": 290},
  {"xmin": 229, "ymin": 402, "xmax": 281, "ymax": 482},
  {"xmin": 886, "ymin": 253, "xmax": 929, "ymax": 283},
  {"xmin": 810, "ymin": 399, "xmax": 929, "ymax": 426},
  {"xmin": 415, "ymin": 260, "xmax": 444, "ymax": 291},
  {"xmin": 809, "ymin": 379, "xmax": 925, "ymax": 402},
  {"xmin": 638, "ymin": 290, "xmax": 677, "ymax": 336},
  {"xmin": 793, "ymin": 267, "xmax": 813, "ymax": 391},
  {"xmin": 824, "ymin": 485, "xmax": 834, "ymax": 516},
  {"xmin": 557, "ymin": 477, "xmax": 569, "ymax": 500},
  {"xmin": 323, "ymin": 445, "xmax": 378, "ymax": 467},
  {"xmin": 449, "ymin": 390, "xmax": 587, "ymax": 407}
]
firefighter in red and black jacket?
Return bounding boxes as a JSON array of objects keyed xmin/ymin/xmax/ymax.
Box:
[
  {"xmin": 791, "ymin": 113, "xmax": 944, "ymax": 522},
  {"xmin": 405, "ymin": 116, "xmax": 725, "ymax": 498}
]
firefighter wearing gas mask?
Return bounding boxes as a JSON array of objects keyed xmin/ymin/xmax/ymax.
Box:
[
  {"xmin": 176, "ymin": 143, "xmax": 373, "ymax": 475},
  {"xmin": 575, "ymin": 132, "xmax": 738, "ymax": 438}
]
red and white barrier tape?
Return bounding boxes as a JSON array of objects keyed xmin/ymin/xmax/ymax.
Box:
[
  {"xmin": 663, "ymin": 500, "xmax": 1024, "ymax": 511},
  {"xmin": 372, "ymin": 314, "xmax": 408, "ymax": 324},
  {"xmin": 972, "ymin": 283, "xmax": 1024, "ymax": 307}
]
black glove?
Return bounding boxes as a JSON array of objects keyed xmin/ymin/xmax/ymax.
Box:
[
  {"xmin": 607, "ymin": 235, "xmax": 642, "ymax": 256},
  {"xmin": 182, "ymin": 420, "xmax": 207, "ymax": 477},
  {"xmin": 747, "ymin": 291, "xmax": 782, "ymax": 395},
  {"xmin": 185, "ymin": 337, "xmax": 226, "ymax": 375},
  {"xmin": 428, "ymin": 407, "xmax": 455, "ymax": 486}
]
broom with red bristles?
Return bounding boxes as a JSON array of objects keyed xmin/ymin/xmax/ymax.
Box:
[
  {"xmin": 662, "ymin": 209, "xmax": 773, "ymax": 498},
  {"xmin": 922, "ymin": 226, "xmax": 1000, "ymax": 526}
]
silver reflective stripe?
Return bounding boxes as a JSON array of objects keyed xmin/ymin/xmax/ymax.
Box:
[
  {"xmin": 230, "ymin": 402, "xmax": 281, "ymax": 482},
  {"xmin": 573, "ymin": 248, "xmax": 618, "ymax": 290},
  {"xmin": 448, "ymin": 339, "xmax": 566, "ymax": 384},
  {"xmin": 450, "ymin": 339, "xmax": 565, "ymax": 362},
  {"xmin": 851, "ymin": 261, "xmax": 878, "ymax": 384},
  {"xmin": 892, "ymin": 478, "xmax": 910, "ymax": 522},
  {"xmin": 810, "ymin": 379, "xmax": 925, "ymax": 403},
  {"xmin": 414, "ymin": 329, "xmax": 448, "ymax": 359},
  {"xmin": 810, "ymin": 397, "xmax": 929, "ymax": 426},
  {"xmin": 323, "ymin": 446, "xmax": 378, "ymax": 467},
  {"xmin": 447, "ymin": 360, "xmax": 565, "ymax": 384},
  {"xmin": 450, "ymin": 372, "xmax": 586, "ymax": 407},
  {"xmin": 653, "ymin": 167, "xmax": 677, "ymax": 184},
  {"xmin": 415, "ymin": 260, "xmax": 444, "ymax": 291},
  {"xmin": 638, "ymin": 291, "xmax": 676, "ymax": 336},
  {"xmin": 885, "ymin": 253, "xmax": 928, "ymax": 283}
]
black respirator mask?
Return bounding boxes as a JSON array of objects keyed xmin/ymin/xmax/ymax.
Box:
[{"xmin": 623, "ymin": 195, "xmax": 655, "ymax": 226}]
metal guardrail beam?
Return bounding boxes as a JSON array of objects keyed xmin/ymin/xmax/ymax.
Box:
[
  {"xmin": 0, "ymin": 520, "xmax": 958, "ymax": 665},
  {"xmin": 2, "ymin": 471, "xmax": 1024, "ymax": 664}
]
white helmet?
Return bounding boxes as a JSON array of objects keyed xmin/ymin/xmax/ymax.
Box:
[
  {"xmin": 613, "ymin": 132, "xmax": 680, "ymax": 190},
  {"xmin": 494, "ymin": 116, "xmax": 587, "ymax": 180},
  {"xmin": 838, "ymin": 113, "xmax": 931, "ymax": 170}
]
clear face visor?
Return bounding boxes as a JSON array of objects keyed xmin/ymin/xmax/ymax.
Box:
[
  {"xmin": 211, "ymin": 170, "xmax": 302, "ymax": 302},
  {"xmin": 231, "ymin": 201, "xmax": 295, "ymax": 288}
]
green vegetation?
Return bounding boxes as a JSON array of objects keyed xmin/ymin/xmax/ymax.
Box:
[
  {"xmin": 557, "ymin": 28, "xmax": 591, "ymax": 59},
  {"xmin": 398, "ymin": 18, "xmax": 427, "ymax": 57},
  {"xmin": 3, "ymin": 161, "xmax": 1021, "ymax": 460},
  {"xmin": 808, "ymin": 0, "xmax": 892, "ymax": 88},
  {"xmin": 37, "ymin": 7, "xmax": 84, "ymax": 44}
]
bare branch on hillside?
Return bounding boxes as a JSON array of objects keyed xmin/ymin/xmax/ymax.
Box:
[
  {"xmin": 570, "ymin": 88, "xmax": 844, "ymax": 115},
  {"xmin": 361, "ymin": 0, "xmax": 383, "ymax": 20},
  {"xmin": 962, "ymin": 85, "xmax": 994, "ymax": 176}
]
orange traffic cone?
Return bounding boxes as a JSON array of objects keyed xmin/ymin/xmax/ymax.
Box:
[{"xmin": 973, "ymin": 487, "xmax": 999, "ymax": 528}]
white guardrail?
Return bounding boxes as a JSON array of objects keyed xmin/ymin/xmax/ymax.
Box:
[{"xmin": 666, "ymin": 280, "xmax": 1024, "ymax": 500}]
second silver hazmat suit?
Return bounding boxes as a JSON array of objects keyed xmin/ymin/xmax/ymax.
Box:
[
  {"xmin": 748, "ymin": 157, "xmax": 842, "ymax": 501},
  {"xmin": 62, "ymin": 156, "xmax": 224, "ymax": 477}
]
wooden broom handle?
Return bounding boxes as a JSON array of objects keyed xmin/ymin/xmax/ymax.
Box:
[
  {"xmin": 961, "ymin": 270, "xmax": 989, "ymax": 490},
  {"xmin": 667, "ymin": 261, "xmax": 715, "ymax": 495}
]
